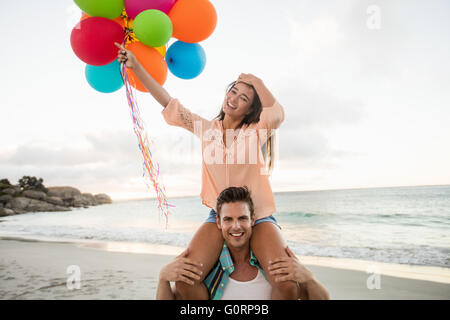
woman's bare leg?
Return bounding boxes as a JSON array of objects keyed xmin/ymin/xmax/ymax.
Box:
[
  {"xmin": 250, "ymin": 222, "xmax": 298, "ymax": 299},
  {"xmin": 175, "ymin": 222, "xmax": 223, "ymax": 299}
]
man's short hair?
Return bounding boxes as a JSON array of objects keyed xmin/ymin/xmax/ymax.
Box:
[{"xmin": 216, "ymin": 186, "xmax": 255, "ymax": 218}]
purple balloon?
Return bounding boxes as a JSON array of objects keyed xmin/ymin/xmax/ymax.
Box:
[{"xmin": 125, "ymin": 0, "xmax": 177, "ymax": 19}]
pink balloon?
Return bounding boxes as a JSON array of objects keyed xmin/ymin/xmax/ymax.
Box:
[{"xmin": 125, "ymin": 0, "xmax": 177, "ymax": 19}]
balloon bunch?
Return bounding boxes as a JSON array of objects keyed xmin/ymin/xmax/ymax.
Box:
[
  {"xmin": 69, "ymin": 0, "xmax": 217, "ymax": 226},
  {"xmin": 70, "ymin": 0, "xmax": 217, "ymax": 93}
]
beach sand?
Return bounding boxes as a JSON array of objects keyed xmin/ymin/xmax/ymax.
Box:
[{"xmin": 0, "ymin": 237, "xmax": 449, "ymax": 300}]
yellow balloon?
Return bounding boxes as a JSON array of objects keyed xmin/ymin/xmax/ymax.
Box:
[{"xmin": 155, "ymin": 45, "xmax": 166, "ymax": 57}]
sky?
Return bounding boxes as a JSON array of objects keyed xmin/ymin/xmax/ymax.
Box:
[{"xmin": 1, "ymin": 0, "xmax": 449, "ymax": 200}]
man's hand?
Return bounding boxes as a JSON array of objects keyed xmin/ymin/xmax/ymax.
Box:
[
  {"xmin": 159, "ymin": 248, "xmax": 204, "ymax": 285},
  {"xmin": 268, "ymin": 246, "xmax": 315, "ymax": 284},
  {"xmin": 115, "ymin": 42, "xmax": 139, "ymax": 70}
]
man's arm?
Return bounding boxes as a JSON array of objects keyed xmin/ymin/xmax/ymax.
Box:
[
  {"xmin": 156, "ymin": 279, "xmax": 176, "ymax": 300},
  {"xmin": 269, "ymin": 247, "xmax": 330, "ymax": 300},
  {"xmin": 156, "ymin": 248, "xmax": 203, "ymax": 300},
  {"xmin": 299, "ymin": 278, "xmax": 330, "ymax": 300}
]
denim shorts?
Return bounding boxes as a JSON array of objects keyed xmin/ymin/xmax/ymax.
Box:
[{"xmin": 204, "ymin": 209, "xmax": 281, "ymax": 230}]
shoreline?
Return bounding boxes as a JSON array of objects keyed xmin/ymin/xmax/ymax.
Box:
[
  {"xmin": 1, "ymin": 237, "xmax": 449, "ymax": 299},
  {"xmin": 1, "ymin": 234, "xmax": 449, "ymax": 285}
]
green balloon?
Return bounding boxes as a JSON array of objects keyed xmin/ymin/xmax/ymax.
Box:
[
  {"xmin": 74, "ymin": 0, "xmax": 124, "ymax": 19},
  {"xmin": 133, "ymin": 10, "xmax": 173, "ymax": 48}
]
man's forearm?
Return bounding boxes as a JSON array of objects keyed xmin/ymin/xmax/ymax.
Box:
[
  {"xmin": 303, "ymin": 279, "xmax": 330, "ymax": 300},
  {"xmin": 132, "ymin": 63, "xmax": 172, "ymax": 107},
  {"xmin": 156, "ymin": 280, "xmax": 176, "ymax": 300}
]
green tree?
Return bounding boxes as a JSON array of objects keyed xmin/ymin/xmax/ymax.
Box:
[
  {"xmin": 0, "ymin": 178, "xmax": 12, "ymax": 192},
  {"xmin": 18, "ymin": 176, "xmax": 48, "ymax": 193}
]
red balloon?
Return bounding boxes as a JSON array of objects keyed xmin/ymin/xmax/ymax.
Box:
[{"xmin": 71, "ymin": 17, "xmax": 125, "ymax": 66}]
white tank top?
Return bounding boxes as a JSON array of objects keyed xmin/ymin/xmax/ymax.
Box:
[{"xmin": 221, "ymin": 269, "xmax": 272, "ymax": 300}]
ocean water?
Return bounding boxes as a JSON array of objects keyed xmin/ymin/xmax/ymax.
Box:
[{"xmin": 0, "ymin": 185, "xmax": 449, "ymax": 268}]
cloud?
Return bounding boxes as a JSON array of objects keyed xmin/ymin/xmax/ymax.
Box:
[
  {"xmin": 288, "ymin": 15, "xmax": 344, "ymax": 64},
  {"xmin": 279, "ymin": 88, "xmax": 365, "ymax": 130},
  {"xmin": 274, "ymin": 78, "xmax": 365, "ymax": 163},
  {"xmin": 1, "ymin": 131, "xmax": 138, "ymax": 167},
  {"xmin": 0, "ymin": 129, "xmax": 203, "ymax": 195}
]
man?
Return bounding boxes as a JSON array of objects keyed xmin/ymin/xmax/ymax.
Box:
[{"xmin": 156, "ymin": 187, "xmax": 330, "ymax": 300}]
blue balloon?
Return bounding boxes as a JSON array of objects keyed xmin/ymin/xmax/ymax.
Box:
[
  {"xmin": 166, "ymin": 41, "xmax": 206, "ymax": 79},
  {"xmin": 85, "ymin": 59, "xmax": 123, "ymax": 93}
]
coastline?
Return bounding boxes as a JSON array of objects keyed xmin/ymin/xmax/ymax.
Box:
[
  {"xmin": 1, "ymin": 235, "xmax": 449, "ymax": 300},
  {"xmin": 1, "ymin": 234, "xmax": 449, "ymax": 284}
]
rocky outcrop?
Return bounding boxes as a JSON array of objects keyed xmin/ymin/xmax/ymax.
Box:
[
  {"xmin": 47, "ymin": 187, "xmax": 82, "ymax": 199},
  {"xmin": 94, "ymin": 193, "xmax": 112, "ymax": 205},
  {"xmin": 22, "ymin": 190, "xmax": 47, "ymax": 201},
  {"xmin": 26, "ymin": 199, "xmax": 71, "ymax": 213},
  {"xmin": 0, "ymin": 182, "xmax": 112, "ymax": 217},
  {"xmin": 0, "ymin": 208, "xmax": 15, "ymax": 217},
  {"xmin": 7, "ymin": 197, "xmax": 32, "ymax": 211},
  {"xmin": 46, "ymin": 196, "xmax": 65, "ymax": 206}
]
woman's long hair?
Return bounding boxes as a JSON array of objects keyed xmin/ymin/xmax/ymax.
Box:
[{"xmin": 215, "ymin": 81, "xmax": 276, "ymax": 175}]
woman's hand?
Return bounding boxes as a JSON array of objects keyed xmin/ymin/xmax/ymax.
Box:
[
  {"xmin": 237, "ymin": 73, "xmax": 263, "ymax": 87},
  {"xmin": 115, "ymin": 42, "xmax": 139, "ymax": 70},
  {"xmin": 268, "ymin": 246, "xmax": 315, "ymax": 284},
  {"xmin": 159, "ymin": 248, "xmax": 204, "ymax": 285}
]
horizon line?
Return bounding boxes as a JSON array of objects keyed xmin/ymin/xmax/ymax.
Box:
[{"xmin": 112, "ymin": 183, "xmax": 450, "ymax": 202}]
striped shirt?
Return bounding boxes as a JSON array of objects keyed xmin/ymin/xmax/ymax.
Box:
[{"xmin": 203, "ymin": 243, "xmax": 267, "ymax": 300}]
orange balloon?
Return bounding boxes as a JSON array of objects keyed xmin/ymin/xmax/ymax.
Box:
[
  {"xmin": 80, "ymin": 12, "xmax": 126, "ymax": 29},
  {"xmin": 169, "ymin": 0, "xmax": 217, "ymax": 43},
  {"xmin": 126, "ymin": 42, "xmax": 168, "ymax": 91}
]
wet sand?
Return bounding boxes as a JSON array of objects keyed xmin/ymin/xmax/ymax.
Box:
[{"xmin": 0, "ymin": 238, "xmax": 449, "ymax": 300}]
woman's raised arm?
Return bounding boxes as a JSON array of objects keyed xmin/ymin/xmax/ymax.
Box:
[
  {"xmin": 237, "ymin": 73, "xmax": 276, "ymax": 108},
  {"xmin": 115, "ymin": 42, "xmax": 172, "ymax": 108}
]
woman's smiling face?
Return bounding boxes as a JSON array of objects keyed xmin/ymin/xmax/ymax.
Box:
[{"xmin": 222, "ymin": 82, "xmax": 255, "ymax": 119}]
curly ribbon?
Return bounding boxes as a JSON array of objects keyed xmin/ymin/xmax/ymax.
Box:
[{"xmin": 119, "ymin": 31, "xmax": 174, "ymax": 228}]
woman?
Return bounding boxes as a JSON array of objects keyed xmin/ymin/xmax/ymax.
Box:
[{"xmin": 116, "ymin": 43, "xmax": 297, "ymax": 299}]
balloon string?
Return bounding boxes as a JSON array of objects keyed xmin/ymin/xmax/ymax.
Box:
[
  {"xmin": 119, "ymin": 34, "xmax": 174, "ymax": 228},
  {"xmin": 121, "ymin": 12, "xmax": 138, "ymax": 45}
]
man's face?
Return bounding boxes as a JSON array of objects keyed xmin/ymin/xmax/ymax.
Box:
[{"xmin": 216, "ymin": 202, "xmax": 255, "ymax": 249}]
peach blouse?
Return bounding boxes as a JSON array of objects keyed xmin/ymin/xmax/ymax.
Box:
[{"xmin": 161, "ymin": 98, "xmax": 285, "ymax": 219}]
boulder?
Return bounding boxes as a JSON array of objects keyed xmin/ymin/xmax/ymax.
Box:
[
  {"xmin": 72, "ymin": 193, "xmax": 98, "ymax": 207},
  {"xmin": 47, "ymin": 187, "xmax": 82, "ymax": 200},
  {"xmin": 0, "ymin": 183, "xmax": 111, "ymax": 215},
  {"xmin": 0, "ymin": 194, "xmax": 13, "ymax": 203},
  {"xmin": 22, "ymin": 190, "xmax": 47, "ymax": 201},
  {"xmin": 94, "ymin": 193, "xmax": 112, "ymax": 205},
  {"xmin": 2, "ymin": 188, "xmax": 17, "ymax": 196},
  {"xmin": 46, "ymin": 196, "xmax": 64, "ymax": 206},
  {"xmin": 9, "ymin": 197, "xmax": 31, "ymax": 211},
  {"xmin": 82, "ymin": 193, "xmax": 97, "ymax": 206},
  {"xmin": 0, "ymin": 208, "xmax": 15, "ymax": 217},
  {"xmin": 26, "ymin": 199, "xmax": 71, "ymax": 212},
  {"xmin": 72, "ymin": 195, "xmax": 85, "ymax": 208}
]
